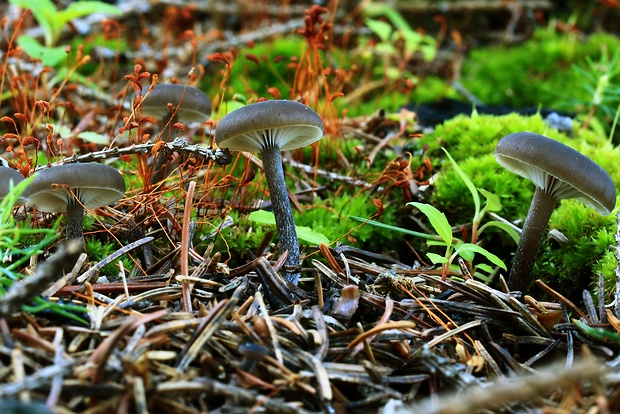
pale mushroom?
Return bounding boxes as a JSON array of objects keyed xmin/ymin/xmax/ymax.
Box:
[
  {"xmin": 494, "ymin": 132, "xmax": 616, "ymax": 292},
  {"xmin": 140, "ymin": 83, "xmax": 212, "ymax": 183},
  {"xmin": 27, "ymin": 163, "xmax": 125, "ymax": 240},
  {"xmin": 215, "ymin": 100, "xmax": 324, "ymax": 285},
  {"xmin": 0, "ymin": 166, "xmax": 28, "ymax": 205}
]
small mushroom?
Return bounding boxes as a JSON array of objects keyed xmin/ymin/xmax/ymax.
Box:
[
  {"xmin": 0, "ymin": 166, "xmax": 28, "ymax": 204},
  {"xmin": 140, "ymin": 83, "xmax": 212, "ymax": 183},
  {"xmin": 27, "ymin": 163, "xmax": 126, "ymax": 240},
  {"xmin": 215, "ymin": 100, "xmax": 324, "ymax": 285},
  {"xmin": 237, "ymin": 342, "xmax": 268, "ymax": 374},
  {"xmin": 494, "ymin": 132, "xmax": 616, "ymax": 292}
]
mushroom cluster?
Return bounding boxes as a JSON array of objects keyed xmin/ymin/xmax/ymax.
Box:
[
  {"xmin": 215, "ymin": 100, "xmax": 324, "ymax": 285},
  {"xmin": 27, "ymin": 163, "xmax": 126, "ymax": 240},
  {"xmin": 140, "ymin": 83, "xmax": 212, "ymax": 184},
  {"xmin": 494, "ymin": 132, "xmax": 616, "ymax": 292}
]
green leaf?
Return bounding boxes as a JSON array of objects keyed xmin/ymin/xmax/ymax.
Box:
[
  {"xmin": 373, "ymin": 43, "xmax": 397, "ymax": 55},
  {"xmin": 0, "ymin": 176, "xmax": 32, "ymax": 225},
  {"xmin": 407, "ymin": 202, "xmax": 453, "ymax": 245},
  {"xmin": 296, "ymin": 226, "xmax": 330, "ymax": 246},
  {"xmin": 49, "ymin": 67, "xmax": 101, "ymax": 88},
  {"xmin": 17, "ymin": 36, "xmax": 67, "ymax": 67},
  {"xmin": 10, "ymin": 0, "xmax": 57, "ymax": 46},
  {"xmin": 426, "ymin": 240, "xmax": 449, "ymax": 247},
  {"xmin": 11, "ymin": 0, "xmax": 121, "ymax": 46},
  {"xmin": 426, "ymin": 252, "xmax": 448, "ymax": 265},
  {"xmin": 364, "ymin": 18, "xmax": 392, "ymax": 43},
  {"xmin": 454, "ymin": 243, "xmax": 507, "ymax": 270},
  {"xmin": 77, "ymin": 131, "xmax": 109, "ymax": 145},
  {"xmin": 475, "ymin": 263, "xmax": 494, "ymax": 274},
  {"xmin": 220, "ymin": 100, "xmax": 246, "ymax": 116},
  {"xmin": 248, "ymin": 210, "xmax": 330, "ymax": 246},
  {"xmin": 248, "ymin": 210, "xmax": 276, "ymax": 225},
  {"xmin": 52, "ymin": 124, "xmax": 73, "ymax": 138},
  {"xmin": 573, "ymin": 319, "xmax": 620, "ymax": 343},
  {"xmin": 442, "ymin": 148, "xmax": 481, "ymax": 216},
  {"xmin": 348, "ymin": 216, "xmax": 442, "ymax": 241},
  {"xmin": 478, "ymin": 220, "xmax": 520, "ymax": 244},
  {"xmin": 478, "ymin": 188, "xmax": 502, "ymax": 212},
  {"xmin": 54, "ymin": 2, "xmax": 121, "ymax": 46},
  {"xmin": 60, "ymin": 2, "xmax": 122, "ymax": 21}
]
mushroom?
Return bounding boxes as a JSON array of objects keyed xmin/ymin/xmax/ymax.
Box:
[
  {"xmin": 494, "ymin": 132, "xmax": 616, "ymax": 292},
  {"xmin": 27, "ymin": 163, "xmax": 125, "ymax": 240},
  {"xmin": 0, "ymin": 166, "xmax": 28, "ymax": 205},
  {"xmin": 215, "ymin": 100, "xmax": 324, "ymax": 285},
  {"xmin": 140, "ymin": 83, "xmax": 212, "ymax": 184},
  {"xmin": 237, "ymin": 342, "xmax": 268, "ymax": 373}
]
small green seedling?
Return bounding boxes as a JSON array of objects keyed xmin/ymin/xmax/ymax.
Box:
[
  {"xmin": 411, "ymin": 149, "xmax": 517, "ymax": 280},
  {"xmin": 353, "ymin": 149, "xmax": 517, "ymax": 282},
  {"xmin": 408, "ymin": 201, "xmax": 506, "ymax": 281},
  {"xmin": 363, "ymin": 4, "xmax": 436, "ymax": 64},
  {"xmin": 10, "ymin": 0, "xmax": 121, "ymax": 67},
  {"xmin": 441, "ymin": 148, "xmax": 519, "ymax": 246},
  {"xmin": 10, "ymin": 0, "xmax": 122, "ymax": 47}
]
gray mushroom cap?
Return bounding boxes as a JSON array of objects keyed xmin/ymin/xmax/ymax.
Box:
[
  {"xmin": 141, "ymin": 84, "xmax": 212, "ymax": 123},
  {"xmin": 494, "ymin": 132, "xmax": 616, "ymax": 215},
  {"xmin": 215, "ymin": 100, "xmax": 324, "ymax": 152},
  {"xmin": 27, "ymin": 163, "xmax": 125, "ymax": 213},
  {"xmin": 0, "ymin": 166, "xmax": 28, "ymax": 203}
]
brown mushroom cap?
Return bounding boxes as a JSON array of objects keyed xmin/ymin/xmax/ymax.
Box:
[
  {"xmin": 495, "ymin": 132, "xmax": 616, "ymax": 215},
  {"xmin": 0, "ymin": 166, "xmax": 28, "ymax": 203},
  {"xmin": 215, "ymin": 100, "xmax": 324, "ymax": 152},
  {"xmin": 27, "ymin": 163, "xmax": 125, "ymax": 213},
  {"xmin": 141, "ymin": 83, "xmax": 212, "ymax": 123}
]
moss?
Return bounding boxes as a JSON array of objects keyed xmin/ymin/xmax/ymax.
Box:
[
  {"xmin": 227, "ymin": 36, "xmax": 308, "ymax": 100},
  {"xmin": 432, "ymin": 153, "xmax": 533, "ymax": 224},
  {"xmin": 411, "ymin": 75, "xmax": 459, "ymax": 103},
  {"xmin": 419, "ymin": 112, "xmax": 550, "ymax": 163},
  {"xmin": 198, "ymin": 211, "xmax": 273, "ymax": 266},
  {"xmin": 542, "ymin": 200, "xmax": 617, "ymax": 298},
  {"xmin": 460, "ymin": 29, "xmax": 620, "ymax": 109}
]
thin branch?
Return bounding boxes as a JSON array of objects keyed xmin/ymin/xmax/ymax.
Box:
[{"xmin": 45, "ymin": 138, "xmax": 232, "ymax": 168}]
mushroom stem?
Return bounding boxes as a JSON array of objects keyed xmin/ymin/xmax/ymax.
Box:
[
  {"xmin": 260, "ymin": 145, "xmax": 300, "ymax": 284},
  {"xmin": 508, "ymin": 186, "xmax": 558, "ymax": 292},
  {"xmin": 65, "ymin": 200, "xmax": 85, "ymax": 240}
]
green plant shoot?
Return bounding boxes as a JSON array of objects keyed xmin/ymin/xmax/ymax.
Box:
[
  {"xmin": 441, "ymin": 148, "xmax": 519, "ymax": 245},
  {"xmin": 10, "ymin": 0, "xmax": 122, "ymax": 47},
  {"xmin": 408, "ymin": 201, "xmax": 506, "ymax": 282}
]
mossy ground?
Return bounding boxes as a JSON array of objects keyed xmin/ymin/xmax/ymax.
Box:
[{"xmin": 417, "ymin": 111, "xmax": 619, "ymax": 298}]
